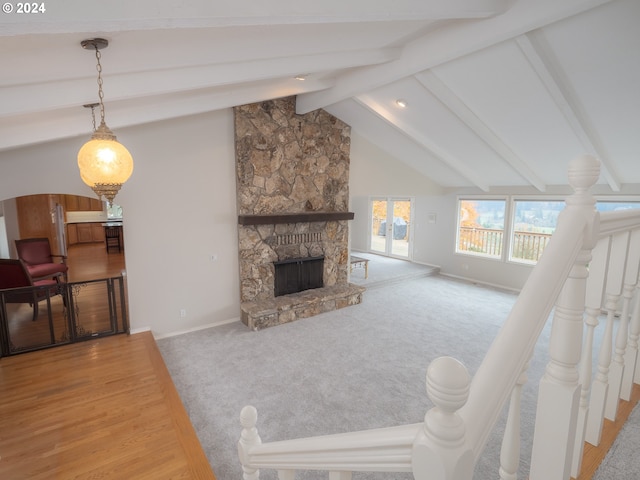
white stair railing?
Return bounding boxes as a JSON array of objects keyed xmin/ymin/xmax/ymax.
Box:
[
  {"xmin": 239, "ymin": 356, "xmax": 474, "ymax": 480},
  {"xmin": 571, "ymin": 237, "xmax": 609, "ymax": 476},
  {"xmin": 584, "ymin": 211, "xmax": 640, "ymax": 450},
  {"xmin": 622, "ymin": 269, "xmax": 640, "ymax": 398},
  {"xmin": 613, "ymin": 228, "xmax": 640, "ymax": 403},
  {"xmin": 238, "ymin": 155, "xmax": 640, "ymax": 480},
  {"xmin": 499, "ymin": 360, "xmax": 529, "ymax": 480}
]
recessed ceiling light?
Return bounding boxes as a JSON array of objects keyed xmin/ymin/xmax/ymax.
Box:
[
  {"xmin": 396, "ymin": 99, "xmax": 408, "ymax": 108},
  {"xmin": 295, "ymin": 75, "xmax": 307, "ymax": 81}
]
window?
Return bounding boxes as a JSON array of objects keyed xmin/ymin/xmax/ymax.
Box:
[
  {"xmin": 509, "ymin": 200, "xmax": 564, "ymax": 263},
  {"xmin": 596, "ymin": 201, "xmax": 640, "ymax": 212},
  {"xmin": 457, "ymin": 199, "xmax": 506, "ymax": 258},
  {"xmin": 456, "ymin": 198, "xmax": 640, "ymax": 266}
]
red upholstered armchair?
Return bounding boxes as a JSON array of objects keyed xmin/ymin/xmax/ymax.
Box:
[
  {"xmin": 0, "ymin": 258, "xmax": 63, "ymax": 321},
  {"xmin": 15, "ymin": 237, "xmax": 68, "ymax": 282}
]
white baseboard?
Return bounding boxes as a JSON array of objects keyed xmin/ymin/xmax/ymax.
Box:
[
  {"xmin": 152, "ymin": 316, "xmax": 241, "ymax": 340},
  {"xmin": 129, "ymin": 326, "xmax": 151, "ymax": 335},
  {"xmin": 439, "ymin": 272, "xmax": 521, "ymax": 294}
]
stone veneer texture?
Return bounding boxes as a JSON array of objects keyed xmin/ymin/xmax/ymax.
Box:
[{"xmin": 234, "ymin": 96, "xmax": 353, "ymax": 305}]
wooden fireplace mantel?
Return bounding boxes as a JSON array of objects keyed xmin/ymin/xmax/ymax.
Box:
[{"xmin": 238, "ymin": 212, "xmax": 354, "ymax": 225}]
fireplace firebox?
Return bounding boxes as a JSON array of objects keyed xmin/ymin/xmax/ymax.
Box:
[{"xmin": 274, "ymin": 256, "xmax": 324, "ymax": 297}]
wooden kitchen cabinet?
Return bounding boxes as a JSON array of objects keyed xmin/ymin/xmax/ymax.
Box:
[
  {"xmin": 66, "ymin": 224, "xmax": 78, "ymax": 245},
  {"xmin": 67, "ymin": 222, "xmax": 107, "ymax": 245},
  {"xmin": 64, "ymin": 194, "xmax": 104, "ymax": 212},
  {"xmin": 64, "ymin": 194, "xmax": 79, "ymax": 211},
  {"xmin": 76, "ymin": 224, "xmax": 93, "ymax": 243},
  {"xmin": 77, "ymin": 196, "xmax": 92, "ymax": 211},
  {"xmin": 91, "ymin": 223, "xmax": 106, "ymax": 242},
  {"xmin": 90, "ymin": 198, "xmax": 103, "ymax": 211}
]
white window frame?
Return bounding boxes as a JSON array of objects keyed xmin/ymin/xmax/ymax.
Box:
[
  {"xmin": 507, "ymin": 196, "xmax": 565, "ymax": 265},
  {"xmin": 455, "ymin": 196, "xmax": 508, "ymax": 261}
]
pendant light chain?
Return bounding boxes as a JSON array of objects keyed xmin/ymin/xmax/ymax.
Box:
[
  {"xmin": 94, "ymin": 46, "xmax": 106, "ymax": 125},
  {"xmin": 89, "ymin": 104, "xmax": 97, "ymax": 132}
]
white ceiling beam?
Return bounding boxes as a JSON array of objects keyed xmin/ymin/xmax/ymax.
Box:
[
  {"xmin": 515, "ymin": 33, "xmax": 621, "ymax": 191},
  {"xmin": 354, "ymin": 95, "xmax": 491, "ymax": 191},
  {"xmin": 0, "ymin": 48, "xmax": 399, "ymax": 118},
  {"xmin": 0, "ymin": 79, "xmax": 327, "ymax": 152},
  {"xmin": 0, "ymin": 0, "xmax": 507, "ymax": 35},
  {"xmin": 296, "ymin": 0, "xmax": 614, "ymax": 114},
  {"xmin": 415, "ymin": 70, "xmax": 548, "ymax": 192}
]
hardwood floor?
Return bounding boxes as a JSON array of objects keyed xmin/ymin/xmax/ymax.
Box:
[
  {"xmin": 66, "ymin": 242, "xmax": 126, "ymax": 282},
  {"xmin": 575, "ymin": 383, "xmax": 640, "ymax": 480},
  {"xmin": 1, "ymin": 242, "xmax": 216, "ymax": 479},
  {"xmin": 0, "ymin": 331, "xmax": 215, "ymax": 479}
]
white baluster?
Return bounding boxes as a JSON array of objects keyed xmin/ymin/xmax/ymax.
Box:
[
  {"xmin": 412, "ymin": 356, "xmax": 474, "ymax": 480},
  {"xmin": 239, "ymin": 405, "xmax": 262, "ymax": 480},
  {"xmin": 623, "ymin": 280, "xmax": 640, "ymax": 397},
  {"xmin": 606, "ymin": 280, "xmax": 634, "ymax": 415},
  {"xmin": 635, "ymin": 281, "xmax": 640, "ymax": 386},
  {"xmin": 573, "ymin": 235, "xmax": 609, "ymax": 465},
  {"xmin": 585, "ymin": 229, "xmax": 629, "ymax": 446},
  {"xmin": 620, "ymin": 229, "xmax": 640, "ymax": 399},
  {"xmin": 586, "ymin": 293, "xmax": 618, "ymax": 445},
  {"xmin": 499, "ymin": 361, "xmax": 529, "ymax": 480},
  {"xmin": 572, "ymin": 306, "xmax": 600, "ymax": 477},
  {"xmin": 602, "ymin": 231, "xmax": 630, "ymax": 421}
]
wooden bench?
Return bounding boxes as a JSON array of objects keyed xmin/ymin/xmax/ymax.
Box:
[{"xmin": 349, "ymin": 255, "xmax": 369, "ymax": 279}]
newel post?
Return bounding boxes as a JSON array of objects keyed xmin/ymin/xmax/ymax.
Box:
[
  {"xmin": 239, "ymin": 406, "xmax": 262, "ymax": 480},
  {"xmin": 529, "ymin": 155, "xmax": 600, "ymax": 480},
  {"xmin": 412, "ymin": 356, "xmax": 474, "ymax": 480}
]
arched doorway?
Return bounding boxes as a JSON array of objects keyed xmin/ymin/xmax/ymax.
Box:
[{"xmin": 0, "ymin": 193, "xmax": 129, "ymax": 356}]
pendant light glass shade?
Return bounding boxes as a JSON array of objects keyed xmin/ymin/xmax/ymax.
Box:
[{"xmin": 77, "ymin": 120, "xmax": 133, "ymax": 204}]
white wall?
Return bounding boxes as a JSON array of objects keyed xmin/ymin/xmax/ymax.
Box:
[
  {"xmin": 411, "ymin": 192, "xmax": 533, "ymax": 290},
  {"xmin": 349, "ymin": 132, "xmax": 443, "ymax": 252},
  {"xmin": 6, "ymin": 112, "xmax": 626, "ymax": 334},
  {"xmin": 349, "ymin": 132, "xmax": 534, "ymax": 291},
  {"xmin": 0, "ymin": 198, "xmax": 19, "ymax": 258},
  {"xmin": 0, "ymin": 109, "xmax": 240, "ymax": 337},
  {"xmin": 0, "ymin": 217, "xmax": 8, "ymax": 258}
]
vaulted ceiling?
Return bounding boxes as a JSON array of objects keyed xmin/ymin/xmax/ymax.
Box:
[{"xmin": 1, "ymin": 0, "xmax": 638, "ymax": 192}]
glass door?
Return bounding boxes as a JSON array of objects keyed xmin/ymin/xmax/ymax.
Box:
[{"xmin": 370, "ymin": 198, "xmax": 412, "ymax": 259}]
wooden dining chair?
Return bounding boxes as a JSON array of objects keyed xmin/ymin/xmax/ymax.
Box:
[{"xmin": 104, "ymin": 226, "xmax": 122, "ymax": 253}]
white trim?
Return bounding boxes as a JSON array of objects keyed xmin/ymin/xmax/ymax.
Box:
[
  {"xmin": 455, "ymin": 195, "xmax": 508, "ymax": 261},
  {"xmin": 152, "ymin": 316, "xmax": 241, "ymax": 340},
  {"xmin": 129, "ymin": 326, "xmax": 152, "ymax": 335},
  {"xmin": 439, "ymin": 272, "xmax": 521, "ymax": 294}
]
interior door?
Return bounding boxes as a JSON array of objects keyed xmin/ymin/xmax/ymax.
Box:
[{"xmin": 370, "ymin": 198, "xmax": 412, "ymax": 259}]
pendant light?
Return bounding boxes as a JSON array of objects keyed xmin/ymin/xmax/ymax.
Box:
[{"xmin": 77, "ymin": 38, "xmax": 133, "ymax": 205}]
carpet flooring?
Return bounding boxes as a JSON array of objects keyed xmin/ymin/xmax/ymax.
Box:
[
  {"xmin": 157, "ymin": 253, "xmax": 631, "ymax": 480},
  {"xmin": 347, "ymin": 252, "xmax": 439, "ymax": 289}
]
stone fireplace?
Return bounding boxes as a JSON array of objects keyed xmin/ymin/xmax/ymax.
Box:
[{"xmin": 234, "ymin": 96, "xmax": 365, "ymax": 330}]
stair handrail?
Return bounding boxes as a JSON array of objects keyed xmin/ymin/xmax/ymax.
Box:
[{"xmin": 460, "ymin": 155, "xmax": 600, "ymax": 459}]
